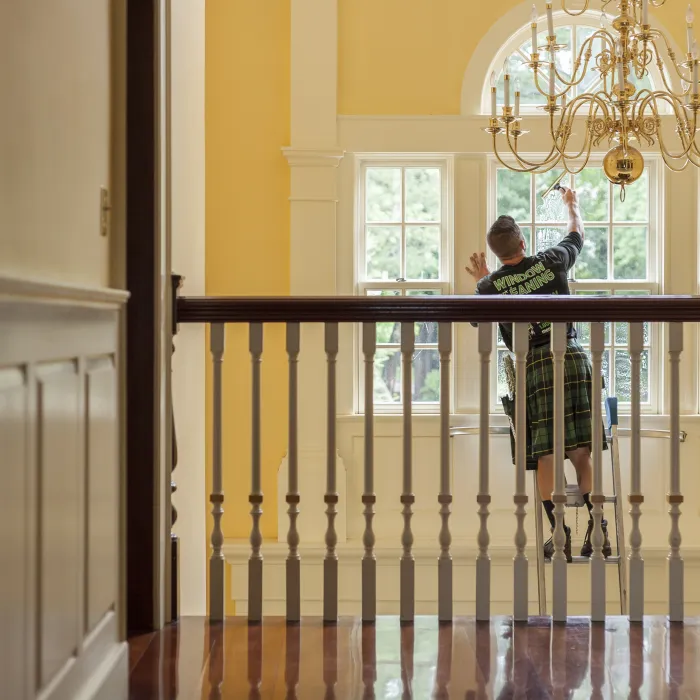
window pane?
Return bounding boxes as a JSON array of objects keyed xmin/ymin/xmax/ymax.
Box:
[
  {"xmin": 497, "ymin": 349, "xmax": 513, "ymax": 399},
  {"xmin": 575, "ymin": 226, "xmax": 608, "ymax": 280},
  {"xmin": 366, "ymin": 168, "xmax": 402, "ymax": 222},
  {"xmin": 614, "ymin": 349, "xmax": 649, "ymax": 403},
  {"xmin": 406, "ymin": 226, "xmax": 440, "ymax": 280},
  {"xmin": 520, "ymin": 225, "xmax": 532, "ymax": 252},
  {"xmin": 405, "ymin": 168, "xmax": 440, "ymax": 222},
  {"xmin": 376, "ymin": 322, "xmax": 400, "ymax": 345},
  {"xmin": 576, "ymin": 169, "xmax": 609, "ymax": 222},
  {"xmin": 613, "ymin": 291, "xmax": 651, "ymax": 346},
  {"xmin": 614, "ymin": 169, "xmax": 648, "ymax": 222},
  {"xmin": 553, "ymin": 27, "xmax": 573, "ymax": 80},
  {"xmin": 366, "ymin": 226, "xmax": 401, "ymax": 280},
  {"xmin": 375, "ymin": 349, "xmax": 401, "ymax": 403},
  {"xmin": 497, "ymin": 169, "xmax": 531, "ymax": 220},
  {"xmin": 613, "ymin": 226, "xmax": 647, "ymax": 279},
  {"xmin": 573, "ymin": 290, "xmax": 611, "ymax": 345},
  {"xmin": 536, "ymin": 170, "xmax": 567, "ymax": 222},
  {"xmin": 536, "ymin": 226, "xmax": 566, "ymax": 253},
  {"xmin": 413, "ymin": 349, "xmax": 440, "ymax": 403},
  {"xmin": 577, "ymin": 27, "xmax": 604, "ymax": 93},
  {"xmin": 582, "ymin": 347, "xmax": 610, "ymax": 396},
  {"xmin": 366, "ymin": 289, "xmax": 400, "ymax": 296},
  {"xmin": 407, "ymin": 290, "xmax": 441, "ymax": 344}
]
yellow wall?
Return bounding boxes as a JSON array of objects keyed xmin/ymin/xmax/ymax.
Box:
[
  {"xmin": 338, "ymin": 0, "xmax": 687, "ymax": 115},
  {"xmin": 205, "ymin": 0, "xmax": 291, "ymax": 603}
]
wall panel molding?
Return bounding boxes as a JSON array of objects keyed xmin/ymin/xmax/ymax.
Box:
[{"xmin": 0, "ymin": 287, "xmax": 127, "ymax": 700}]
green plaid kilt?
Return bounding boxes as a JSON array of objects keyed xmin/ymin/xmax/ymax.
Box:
[
  {"xmin": 527, "ymin": 339, "xmax": 608, "ymax": 459},
  {"xmin": 501, "ymin": 340, "xmax": 607, "ymax": 467}
]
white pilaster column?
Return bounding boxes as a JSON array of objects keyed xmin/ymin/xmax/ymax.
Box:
[{"xmin": 278, "ymin": 0, "xmax": 346, "ymax": 546}]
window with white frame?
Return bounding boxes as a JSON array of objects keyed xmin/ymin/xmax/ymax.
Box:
[
  {"xmin": 356, "ymin": 159, "xmax": 451, "ymax": 410},
  {"xmin": 491, "ymin": 161, "xmax": 659, "ymax": 411}
]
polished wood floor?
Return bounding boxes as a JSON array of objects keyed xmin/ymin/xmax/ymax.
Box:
[{"xmin": 129, "ymin": 616, "xmax": 700, "ymax": 699}]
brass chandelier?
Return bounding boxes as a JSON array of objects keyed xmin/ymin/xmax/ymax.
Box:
[{"xmin": 486, "ymin": 0, "xmax": 700, "ymax": 197}]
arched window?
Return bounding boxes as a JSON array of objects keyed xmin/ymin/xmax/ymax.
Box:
[{"xmin": 482, "ymin": 12, "xmax": 659, "ymax": 115}]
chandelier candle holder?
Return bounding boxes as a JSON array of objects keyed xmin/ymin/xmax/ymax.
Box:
[{"xmin": 485, "ymin": 0, "xmax": 700, "ymax": 199}]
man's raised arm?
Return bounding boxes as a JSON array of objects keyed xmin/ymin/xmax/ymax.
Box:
[{"xmin": 563, "ymin": 187, "xmax": 585, "ymax": 241}]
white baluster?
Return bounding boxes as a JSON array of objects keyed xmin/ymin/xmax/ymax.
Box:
[
  {"xmin": 400, "ymin": 321, "xmax": 415, "ymax": 624},
  {"xmin": 590, "ymin": 322, "xmax": 606, "ymax": 622},
  {"xmin": 476, "ymin": 322, "xmax": 492, "ymax": 621},
  {"xmin": 551, "ymin": 323, "xmax": 568, "ymax": 623},
  {"xmin": 668, "ymin": 322, "xmax": 684, "ymax": 622},
  {"xmin": 286, "ymin": 323, "xmax": 301, "ymax": 623},
  {"xmin": 324, "ymin": 323, "xmax": 339, "ymax": 623},
  {"xmin": 628, "ymin": 322, "xmax": 644, "ymax": 623},
  {"xmin": 209, "ymin": 323, "xmax": 226, "ymax": 622},
  {"xmin": 438, "ymin": 322, "xmax": 453, "ymax": 623},
  {"xmin": 513, "ymin": 323, "xmax": 529, "ymax": 622},
  {"xmin": 362, "ymin": 323, "xmax": 377, "ymax": 623},
  {"xmin": 249, "ymin": 323, "xmax": 264, "ymax": 623}
]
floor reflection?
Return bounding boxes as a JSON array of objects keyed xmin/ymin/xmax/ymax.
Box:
[{"xmin": 128, "ymin": 615, "xmax": 700, "ymax": 699}]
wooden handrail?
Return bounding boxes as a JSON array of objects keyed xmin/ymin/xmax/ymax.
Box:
[{"xmin": 176, "ymin": 295, "xmax": 700, "ymax": 324}]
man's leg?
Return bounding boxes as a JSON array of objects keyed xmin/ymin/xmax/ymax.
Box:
[
  {"xmin": 537, "ymin": 454, "xmax": 556, "ymax": 528},
  {"xmin": 538, "ymin": 453, "xmax": 571, "ymax": 561},
  {"xmin": 567, "ymin": 446, "xmax": 611, "ymax": 557}
]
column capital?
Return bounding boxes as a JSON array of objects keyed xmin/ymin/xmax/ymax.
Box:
[{"xmin": 282, "ymin": 147, "xmax": 344, "ymax": 168}]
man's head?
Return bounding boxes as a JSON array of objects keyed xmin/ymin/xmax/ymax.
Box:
[{"xmin": 487, "ymin": 215, "xmax": 526, "ymax": 262}]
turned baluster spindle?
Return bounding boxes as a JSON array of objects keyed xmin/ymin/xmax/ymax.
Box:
[
  {"xmin": 667, "ymin": 322, "xmax": 684, "ymax": 622},
  {"xmin": 628, "ymin": 322, "xmax": 644, "ymax": 623},
  {"xmin": 324, "ymin": 322, "xmax": 339, "ymax": 623},
  {"xmin": 476, "ymin": 322, "xmax": 492, "ymax": 621},
  {"xmin": 209, "ymin": 323, "xmax": 226, "ymax": 622},
  {"xmin": 438, "ymin": 322, "xmax": 453, "ymax": 623},
  {"xmin": 286, "ymin": 322, "xmax": 301, "ymax": 623},
  {"xmin": 400, "ymin": 321, "xmax": 415, "ymax": 625},
  {"xmin": 362, "ymin": 322, "xmax": 377, "ymax": 624},
  {"xmin": 590, "ymin": 322, "xmax": 606, "ymax": 622},
  {"xmin": 551, "ymin": 323, "xmax": 568, "ymax": 623},
  {"xmin": 513, "ymin": 322, "xmax": 529, "ymax": 621},
  {"xmin": 249, "ymin": 323, "xmax": 264, "ymax": 623}
]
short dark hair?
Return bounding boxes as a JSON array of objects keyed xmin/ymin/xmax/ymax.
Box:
[{"xmin": 487, "ymin": 215, "xmax": 525, "ymax": 260}]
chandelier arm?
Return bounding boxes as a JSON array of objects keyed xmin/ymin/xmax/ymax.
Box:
[
  {"xmin": 559, "ymin": 0, "xmax": 589, "ymax": 17},
  {"xmin": 492, "ymin": 138, "xmax": 560, "ymax": 174},
  {"xmin": 551, "ymin": 31, "xmax": 617, "ymax": 88},
  {"xmin": 649, "ymin": 96, "xmax": 699, "ymax": 160},
  {"xmin": 648, "ymin": 32, "xmax": 692, "ymax": 91},
  {"xmin": 503, "ymin": 125, "xmax": 562, "ymax": 169}
]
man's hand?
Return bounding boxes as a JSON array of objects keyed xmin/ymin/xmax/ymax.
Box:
[
  {"xmin": 465, "ymin": 252, "xmax": 490, "ymax": 283},
  {"xmin": 561, "ymin": 186, "xmax": 578, "ymax": 209}
]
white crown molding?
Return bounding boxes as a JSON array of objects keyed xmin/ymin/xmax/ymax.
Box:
[
  {"xmin": 0, "ymin": 274, "xmax": 129, "ymax": 307},
  {"xmin": 282, "ymin": 147, "xmax": 345, "ymax": 168}
]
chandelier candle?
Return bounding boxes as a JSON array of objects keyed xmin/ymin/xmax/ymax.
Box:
[
  {"xmin": 505, "ymin": 72, "xmax": 510, "ymax": 107},
  {"xmin": 549, "ymin": 62, "xmax": 555, "ymax": 95},
  {"xmin": 642, "ymin": 0, "xmax": 649, "ymax": 25},
  {"xmin": 694, "ymin": 42, "xmax": 699, "ymax": 95},
  {"xmin": 688, "ymin": 5, "xmax": 695, "ymax": 55},
  {"xmin": 515, "ymin": 79, "xmax": 521, "ymax": 118},
  {"xmin": 490, "ymin": 71, "xmax": 497, "ymax": 117},
  {"xmin": 546, "ymin": 2, "xmax": 554, "ymax": 37},
  {"xmin": 531, "ymin": 5, "xmax": 538, "ymax": 48}
]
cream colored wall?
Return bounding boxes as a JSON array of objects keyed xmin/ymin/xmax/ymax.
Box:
[
  {"xmin": 171, "ymin": 0, "xmax": 207, "ymax": 617},
  {"xmin": 0, "ymin": 1, "xmax": 112, "ymax": 288}
]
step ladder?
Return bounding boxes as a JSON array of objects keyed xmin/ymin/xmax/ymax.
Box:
[
  {"xmin": 533, "ymin": 399, "xmax": 688, "ymax": 616},
  {"xmin": 534, "ymin": 397, "xmax": 627, "ymax": 616}
]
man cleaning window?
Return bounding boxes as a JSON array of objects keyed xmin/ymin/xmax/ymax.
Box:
[{"xmin": 465, "ymin": 185, "xmax": 611, "ymax": 562}]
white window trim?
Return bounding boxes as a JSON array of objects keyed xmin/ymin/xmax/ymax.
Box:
[
  {"xmin": 480, "ymin": 10, "xmax": 668, "ymax": 116},
  {"xmin": 353, "ymin": 155, "xmax": 454, "ymax": 414},
  {"xmin": 487, "ymin": 155, "xmax": 662, "ymax": 413}
]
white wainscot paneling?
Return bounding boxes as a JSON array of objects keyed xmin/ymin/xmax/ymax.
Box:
[
  {"xmin": 86, "ymin": 359, "xmax": 119, "ymax": 633},
  {"xmin": 0, "ymin": 282, "xmax": 128, "ymax": 700},
  {"xmin": 0, "ymin": 369, "xmax": 29, "ymax": 700},
  {"xmin": 38, "ymin": 362, "xmax": 82, "ymax": 689}
]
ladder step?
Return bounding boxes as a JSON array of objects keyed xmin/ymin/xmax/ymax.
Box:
[
  {"xmin": 563, "ymin": 495, "xmax": 617, "ymax": 506},
  {"xmin": 543, "ymin": 555, "xmax": 621, "ymax": 565}
]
